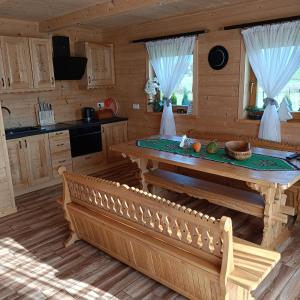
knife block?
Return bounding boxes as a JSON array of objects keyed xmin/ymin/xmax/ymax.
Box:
[{"xmin": 35, "ymin": 105, "xmax": 56, "ymax": 126}]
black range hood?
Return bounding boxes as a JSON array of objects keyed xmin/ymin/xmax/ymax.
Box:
[{"xmin": 52, "ymin": 36, "xmax": 87, "ymax": 80}]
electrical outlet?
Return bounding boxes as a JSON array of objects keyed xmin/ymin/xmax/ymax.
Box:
[
  {"xmin": 97, "ymin": 102, "xmax": 104, "ymax": 109},
  {"xmin": 133, "ymin": 104, "xmax": 140, "ymax": 110}
]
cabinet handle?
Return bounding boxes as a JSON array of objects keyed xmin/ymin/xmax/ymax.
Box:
[
  {"xmin": 58, "ymin": 160, "xmax": 66, "ymax": 164},
  {"xmin": 25, "ymin": 139, "xmax": 27, "ymax": 148},
  {"xmin": 56, "ymin": 143, "xmax": 65, "ymax": 147},
  {"xmin": 19, "ymin": 140, "xmax": 22, "ymax": 149},
  {"xmin": 1, "ymin": 78, "xmax": 4, "ymax": 87},
  {"xmin": 51, "ymin": 77, "xmax": 54, "ymax": 85},
  {"xmin": 7, "ymin": 77, "xmax": 10, "ymax": 87},
  {"xmin": 55, "ymin": 132, "xmax": 63, "ymax": 136},
  {"xmin": 88, "ymin": 76, "xmax": 91, "ymax": 84}
]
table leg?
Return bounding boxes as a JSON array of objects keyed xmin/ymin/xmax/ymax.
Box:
[{"xmin": 247, "ymin": 183, "xmax": 293, "ymax": 249}]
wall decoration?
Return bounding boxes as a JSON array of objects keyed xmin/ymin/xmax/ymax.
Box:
[{"xmin": 208, "ymin": 45, "xmax": 229, "ymax": 70}]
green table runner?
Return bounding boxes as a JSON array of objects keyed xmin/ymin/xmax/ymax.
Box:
[{"xmin": 136, "ymin": 139, "xmax": 297, "ymax": 171}]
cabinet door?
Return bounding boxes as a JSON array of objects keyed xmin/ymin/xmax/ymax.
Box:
[
  {"xmin": 0, "ymin": 107, "xmax": 16, "ymax": 216},
  {"xmin": 7, "ymin": 138, "xmax": 29, "ymax": 193},
  {"xmin": 0, "ymin": 46, "xmax": 7, "ymax": 90},
  {"xmin": 2, "ymin": 36, "xmax": 33, "ymax": 90},
  {"xmin": 25, "ymin": 134, "xmax": 53, "ymax": 187},
  {"xmin": 29, "ymin": 38, "xmax": 55, "ymax": 89},
  {"xmin": 102, "ymin": 121, "xmax": 128, "ymax": 162},
  {"xmin": 86, "ymin": 43, "xmax": 115, "ymax": 87}
]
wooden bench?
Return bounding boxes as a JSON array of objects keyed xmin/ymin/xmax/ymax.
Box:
[
  {"xmin": 145, "ymin": 169, "xmax": 265, "ymax": 218},
  {"xmin": 59, "ymin": 168, "xmax": 280, "ymax": 300},
  {"xmin": 187, "ymin": 129, "xmax": 300, "ymax": 223}
]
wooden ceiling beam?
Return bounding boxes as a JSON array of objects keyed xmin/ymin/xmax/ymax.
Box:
[{"xmin": 39, "ymin": 0, "xmax": 182, "ymax": 32}]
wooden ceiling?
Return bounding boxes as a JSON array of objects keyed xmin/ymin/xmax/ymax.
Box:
[
  {"xmin": 0, "ymin": 0, "xmax": 253, "ymax": 31},
  {"xmin": 0, "ymin": 0, "xmax": 109, "ymax": 21}
]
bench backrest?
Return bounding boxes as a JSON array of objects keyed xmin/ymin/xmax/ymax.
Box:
[{"xmin": 59, "ymin": 168, "xmax": 234, "ymax": 299}]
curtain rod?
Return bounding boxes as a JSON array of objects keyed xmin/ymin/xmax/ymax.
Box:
[
  {"xmin": 224, "ymin": 15, "xmax": 300, "ymax": 30},
  {"xmin": 130, "ymin": 30, "xmax": 206, "ymax": 44}
]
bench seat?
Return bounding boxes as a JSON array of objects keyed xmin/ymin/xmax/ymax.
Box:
[
  {"xmin": 145, "ymin": 169, "xmax": 265, "ymax": 218},
  {"xmin": 231, "ymin": 239, "xmax": 280, "ymax": 291}
]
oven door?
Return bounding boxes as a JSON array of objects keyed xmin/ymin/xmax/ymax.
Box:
[{"xmin": 69, "ymin": 126, "xmax": 102, "ymax": 157}]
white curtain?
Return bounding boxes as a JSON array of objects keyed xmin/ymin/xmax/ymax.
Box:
[
  {"xmin": 242, "ymin": 21, "xmax": 300, "ymax": 142},
  {"xmin": 146, "ymin": 36, "xmax": 195, "ymax": 136}
]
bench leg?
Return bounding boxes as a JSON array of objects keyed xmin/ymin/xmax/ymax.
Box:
[{"xmin": 65, "ymin": 231, "xmax": 79, "ymax": 247}]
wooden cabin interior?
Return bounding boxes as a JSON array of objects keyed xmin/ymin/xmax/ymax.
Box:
[{"xmin": 0, "ymin": 0, "xmax": 300, "ymax": 299}]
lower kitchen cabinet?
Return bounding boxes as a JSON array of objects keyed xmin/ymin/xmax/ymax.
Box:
[
  {"xmin": 25, "ymin": 134, "xmax": 52, "ymax": 186},
  {"xmin": 7, "ymin": 134, "xmax": 52, "ymax": 195},
  {"xmin": 7, "ymin": 120, "xmax": 128, "ymax": 195},
  {"xmin": 6, "ymin": 138, "xmax": 29, "ymax": 193},
  {"xmin": 49, "ymin": 130, "xmax": 73, "ymax": 177},
  {"xmin": 102, "ymin": 121, "xmax": 128, "ymax": 162},
  {"xmin": 0, "ymin": 107, "xmax": 16, "ymax": 217}
]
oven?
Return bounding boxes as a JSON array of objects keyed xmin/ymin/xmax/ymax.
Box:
[{"xmin": 69, "ymin": 125, "xmax": 102, "ymax": 157}]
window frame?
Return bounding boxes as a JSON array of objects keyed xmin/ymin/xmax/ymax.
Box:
[
  {"xmin": 145, "ymin": 37, "xmax": 199, "ymax": 116},
  {"xmin": 248, "ymin": 67, "xmax": 300, "ymax": 122}
]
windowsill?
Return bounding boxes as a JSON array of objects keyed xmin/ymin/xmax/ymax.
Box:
[
  {"xmin": 237, "ymin": 118, "xmax": 300, "ymax": 128},
  {"xmin": 146, "ymin": 111, "xmax": 197, "ymax": 118}
]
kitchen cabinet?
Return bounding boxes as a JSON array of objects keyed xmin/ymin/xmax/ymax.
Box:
[
  {"xmin": 0, "ymin": 36, "xmax": 55, "ymax": 93},
  {"xmin": 7, "ymin": 120, "xmax": 128, "ymax": 195},
  {"xmin": 0, "ymin": 106, "xmax": 16, "ymax": 217},
  {"xmin": 78, "ymin": 42, "xmax": 115, "ymax": 88},
  {"xmin": 102, "ymin": 121, "xmax": 128, "ymax": 162},
  {"xmin": 7, "ymin": 134, "xmax": 52, "ymax": 195},
  {"xmin": 1, "ymin": 36, "xmax": 33, "ymax": 90},
  {"xmin": 25, "ymin": 134, "xmax": 53, "ymax": 187},
  {"xmin": 29, "ymin": 38, "xmax": 55, "ymax": 89},
  {"xmin": 7, "ymin": 138, "xmax": 29, "ymax": 193},
  {"xmin": 0, "ymin": 47, "xmax": 7, "ymax": 90},
  {"xmin": 49, "ymin": 130, "xmax": 73, "ymax": 177}
]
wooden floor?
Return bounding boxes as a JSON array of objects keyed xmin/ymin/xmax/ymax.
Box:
[{"xmin": 1, "ymin": 161, "xmax": 300, "ymax": 299}]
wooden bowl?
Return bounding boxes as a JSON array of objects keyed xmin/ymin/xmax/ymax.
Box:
[{"xmin": 225, "ymin": 141, "xmax": 252, "ymax": 160}]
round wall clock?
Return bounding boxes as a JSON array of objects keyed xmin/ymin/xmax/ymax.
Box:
[{"xmin": 208, "ymin": 45, "xmax": 229, "ymax": 70}]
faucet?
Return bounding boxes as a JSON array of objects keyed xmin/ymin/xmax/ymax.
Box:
[{"xmin": 1, "ymin": 106, "xmax": 11, "ymax": 114}]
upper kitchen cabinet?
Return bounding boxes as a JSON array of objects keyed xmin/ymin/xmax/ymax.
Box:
[
  {"xmin": 29, "ymin": 38, "xmax": 55, "ymax": 90},
  {"xmin": 1, "ymin": 36, "xmax": 33, "ymax": 90},
  {"xmin": 0, "ymin": 46, "xmax": 7, "ymax": 91},
  {"xmin": 77, "ymin": 42, "xmax": 115, "ymax": 88},
  {"xmin": 0, "ymin": 36, "xmax": 55, "ymax": 93}
]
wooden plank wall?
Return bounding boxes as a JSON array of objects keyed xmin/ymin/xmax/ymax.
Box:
[
  {"xmin": 0, "ymin": 19, "xmax": 110, "ymax": 128},
  {"xmin": 101, "ymin": 0, "xmax": 300, "ymax": 143}
]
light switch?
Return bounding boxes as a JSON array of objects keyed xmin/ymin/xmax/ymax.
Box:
[{"xmin": 133, "ymin": 104, "xmax": 140, "ymax": 109}]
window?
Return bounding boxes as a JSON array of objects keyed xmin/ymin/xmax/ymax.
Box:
[
  {"xmin": 249, "ymin": 67, "xmax": 300, "ymax": 112},
  {"xmin": 147, "ymin": 51, "xmax": 197, "ymax": 115}
]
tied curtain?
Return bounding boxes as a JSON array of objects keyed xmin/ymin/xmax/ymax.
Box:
[
  {"xmin": 146, "ymin": 36, "xmax": 195, "ymax": 136},
  {"xmin": 242, "ymin": 21, "xmax": 300, "ymax": 142}
]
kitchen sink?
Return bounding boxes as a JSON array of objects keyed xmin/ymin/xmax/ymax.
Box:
[{"xmin": 5, "ymin": 126, "xmax": 44, "ymax": 135}]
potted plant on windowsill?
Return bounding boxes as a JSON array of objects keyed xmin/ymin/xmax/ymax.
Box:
[{"xmin": 245, "ymin": 105, "xmax": 264, "ymax": 120}]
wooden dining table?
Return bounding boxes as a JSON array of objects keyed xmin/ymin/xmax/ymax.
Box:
[{"xmin": 111, "ymin": 135, "xmax": 300, "ymax": 249}]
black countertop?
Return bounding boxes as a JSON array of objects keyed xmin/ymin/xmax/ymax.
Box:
[{"xmin": 5, "ymin": 117, "xmax": 128, "ymax": 140}]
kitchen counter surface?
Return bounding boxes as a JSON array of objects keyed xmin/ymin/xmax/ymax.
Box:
[{"xmin": 5, "ymin": 117, "xmax": 128, "ymax": 140}]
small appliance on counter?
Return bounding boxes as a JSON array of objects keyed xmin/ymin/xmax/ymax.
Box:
[{"xmin": 82, "ymin": 107, "xmax": 96, "ymax": 122}]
